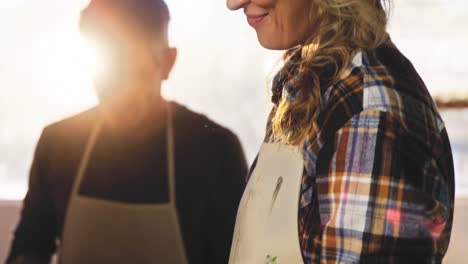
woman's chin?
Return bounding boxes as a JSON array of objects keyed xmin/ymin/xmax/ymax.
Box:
[
  {"xmin": 256, "ymin": 28, "xmax": 306, "ymax": 51},
  {"xmin": 256, "ymin": 34, "xmax": 294, "ymax": 51}
]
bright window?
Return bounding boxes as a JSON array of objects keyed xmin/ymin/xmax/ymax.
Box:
[{"xmin": 0, "ymin": 0, "xmax": 467, "ymax": 200}]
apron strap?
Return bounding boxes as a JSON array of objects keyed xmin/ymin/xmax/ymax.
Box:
[
  {"xmin": 166, "ymin": 102, "xmax": 177, "ymax": 206},
  {"xmin": 71, "ymin": 114, "xmax": 102, "ymax": 197}
]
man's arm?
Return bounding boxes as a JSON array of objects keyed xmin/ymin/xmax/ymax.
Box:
[
  {"xmin": 205, "ymin": 130, "xmax": 247, "ymax": 263},
  {"xmin": 312, "ymin": 109, "xmax": 450, "ymax": 263},
  {"xmin": 6, "ymin": 128, "xmax": 58, "ymax": 264}
]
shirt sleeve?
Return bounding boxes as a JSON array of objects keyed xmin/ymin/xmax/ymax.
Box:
[
  {"xmin": 6, "ymin": 128, "xmax": 57, "ymax": 264},
  {"xmin": 205, "ymin": 130, "xmax": 247, "ymax": 264},
  {"xmin": 314, "ymin": 109, "xmax": 449, "ymax": 263}
]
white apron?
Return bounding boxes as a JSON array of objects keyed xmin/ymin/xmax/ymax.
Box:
[
  {"xmin": 60, "ymin": 104, "xmax": 188, "ymax": 264},
  {"xmin": 229, "ymin": 143, "xmax": 305, "ymax": 264}
]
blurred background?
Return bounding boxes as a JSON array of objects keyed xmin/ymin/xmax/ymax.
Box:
[{"xmin": 0, "ymin": 0, "xmax": 467, "ymax": 262}]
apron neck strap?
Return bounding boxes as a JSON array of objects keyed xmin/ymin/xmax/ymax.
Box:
[
  {"xmin": 166, "ymin": 102, "xmax": 176, "ymax": 205},
  {"xmin": 71, "ymin": 114, "xmax": 102, "ymax": 197}
]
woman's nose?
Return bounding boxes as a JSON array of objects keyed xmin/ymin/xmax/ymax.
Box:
[{"xmin": 226, "ymin": 0, "xmax": 250, "ymax": 10}]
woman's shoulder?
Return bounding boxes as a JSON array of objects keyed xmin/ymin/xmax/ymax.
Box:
[{"xmin": 319, "ymin": 45, "xmax": 443, "ymax": 138}]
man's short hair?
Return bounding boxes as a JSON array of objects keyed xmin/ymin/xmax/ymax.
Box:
[{"xmin": 80, "ymin": 0, "xmax": 170, "ymax": 42}]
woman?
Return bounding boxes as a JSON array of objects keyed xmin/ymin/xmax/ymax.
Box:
[{"xmin": 227, "ymin": 0, "xmax": 455, "ymax": 263}]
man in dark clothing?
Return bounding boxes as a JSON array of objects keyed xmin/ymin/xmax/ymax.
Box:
[{"xmin": 6, "ymin": 0, "xmax": 247, "ymax": 263}]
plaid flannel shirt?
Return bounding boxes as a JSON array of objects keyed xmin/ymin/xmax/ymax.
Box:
[{"xmin": 259, "ymin": 41, "xmax": 455, "ymax": 263}]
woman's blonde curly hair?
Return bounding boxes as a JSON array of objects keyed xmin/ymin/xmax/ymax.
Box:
[{"xmin": 272, "ymin": 0, "xmax": 390, "ymax": 145}]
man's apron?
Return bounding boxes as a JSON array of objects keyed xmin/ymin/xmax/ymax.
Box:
[
  {"xmin": 229, "ymin": 143, "xmax": 305, "ymax": 264},
  {"xmin": 60, "ymin": 104, "xmax": 188, "ymax": 264}
]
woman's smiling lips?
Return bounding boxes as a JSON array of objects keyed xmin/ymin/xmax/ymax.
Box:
[{"xmin": 246, "ymin": 13, "xmax": 268, "ymax": 27}]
